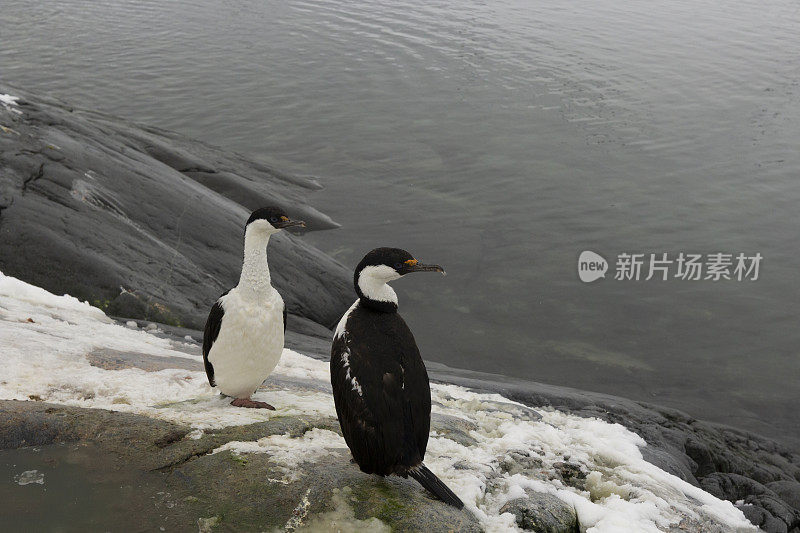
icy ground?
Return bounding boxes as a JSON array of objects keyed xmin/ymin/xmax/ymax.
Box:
[
  {"xmin": 0, "ymin": 93, "xmax": 22, "ymax": 115},
  {"xmin": 0, "ymin": 93, "xmax": 20, "ymax": 106},
  {"xmin": 0, "ymin": 271, "xmax": 755, "ymax": 532}
]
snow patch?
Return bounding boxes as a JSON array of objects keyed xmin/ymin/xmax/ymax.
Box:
[
  {"xmin": 0, "ymin": 271, "xmax": 333, "ymax": 429},
  {"xmin": 0, "ymin": 272, "xmax": 109, "ymax": 321},
  {"xmin": 0, "ymin": 94, "xmax": 20, "ymax": 106},
  {"xmin": 0, "ymin": 271, "xmax": 757, "ymax": 532},
  {"xmin": 1, "ymin": 93, "xmax": 23, "ymax": 115},
  {"xmin": 422, "ymin": 387, "xmax": 755, "ymax": 532},
  {"xmin": 187, "ymin": 429, "xmax": 204, "ymax": 440},
  {"xmin": 15, "ymin": 470, "xmax": 44, "ymax": 486},
  {"xmin": 212, "ymin": 428, "xmax": 346, "ymax": 481}
]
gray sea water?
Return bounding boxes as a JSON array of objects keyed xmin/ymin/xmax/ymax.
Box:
[{"xmin": 2, "ymin": 0, "xmax": 799, "ymax": 447}]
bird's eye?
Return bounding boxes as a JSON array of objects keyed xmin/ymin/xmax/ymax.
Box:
[
  {"xmin": 269, "ymin": 216, "xmax": 278, "ymax": 223},
  {"xmin": 394, "ymin": 262, "xmax": 404, "ymax": 269}
]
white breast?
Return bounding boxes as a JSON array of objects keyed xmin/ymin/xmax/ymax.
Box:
[{"xmin": 208, "ymin": 288, "xmax": 285, "ymax": 398}]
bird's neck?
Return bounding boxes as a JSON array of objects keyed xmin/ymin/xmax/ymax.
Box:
[
  {"xmin": 357, "ymin": 274, "xmax": 399, "ymax": 313},
  {"xmin": 359, "ymin": 296, "xmax": 398, "ymax": 313},
  {"xmin": 237, "ymin": 228, "xmax": 274, "ymax": 300}
]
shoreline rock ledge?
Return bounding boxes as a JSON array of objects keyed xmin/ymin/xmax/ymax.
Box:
[{"xmin": 0, "ymin": 83, "xmax": 351, "ymax": 330}]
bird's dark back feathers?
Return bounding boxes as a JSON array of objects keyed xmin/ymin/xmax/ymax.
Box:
[{"xmin": 331, "ymin": 303, "xmax": 431, "ymax": 476}]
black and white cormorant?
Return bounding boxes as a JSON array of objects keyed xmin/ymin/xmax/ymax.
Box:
[
  {"xmin": 202, "ymin": 207, "xmax": 304, "ymax": 409},
  {"xmin": 330, "ymin": 247, "xmax": 464, "ymax": 508}
]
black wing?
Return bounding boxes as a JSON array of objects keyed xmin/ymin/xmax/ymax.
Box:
[
  {"xmin": 283, "ymin": 305, "xmax": 287, "ymax": 335},
  {"xmin": 330, "ymin": 307, "xmax": 431, "ymax": 475},
  {"xmin": 202, "ymin": 291, "xmax": 229, "ymax": 387},
  {"xmin": 399, "ymin": 320, "xmax": 432, "ymax": 459}
]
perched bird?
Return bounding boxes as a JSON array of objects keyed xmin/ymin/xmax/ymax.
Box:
[
  {"xmin": 331, "ymin": 247, "xmax": 464, "ymax": 508},
  {"xmin": 203, "ymin": 207, "xmax": 304, "ymax": 409}
]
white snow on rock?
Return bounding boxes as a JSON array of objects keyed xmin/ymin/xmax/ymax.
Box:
[
  {"xmin": 0, "ymin": 271, "xmax": 334, "ymax": 428},
  {"xmin": 0, "ymin": 94, "xmax": 20, "ymax": 106},
  {"xmin": 0, "ymin": 271, "xmax": 756, "ymax": 532},
  {"xmin": 213, "ymin": 428, "xmax": 346, "ymax": 482},
  {"xmin": 0, "ymin": 273, "xmax": 108, "ymax": 321},
  {"xmin": 0, "ymin": 93, "xmax": 23, "ymax": 115},
  {"xmin": 187, "ymin": 429, "xmax": 204, "ymax": 440},
  {"xmin": 14, "ymin": 469, "xmax": 45, "ymax": 486}
]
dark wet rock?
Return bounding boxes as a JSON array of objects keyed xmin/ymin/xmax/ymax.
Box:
[
  {"xmin": 552, "ymin": 462, "xmax": 586, "ymax": 491},
  {"xmin": 0, "ymin": 84, "xmax": 351, "ymax": 330},
  {"xmin": 666, "ymin": 516, "xmax": 744, "ymax": 533},
  {"xmin": 701, "ymin": 472, "xmax": 770, "ymax": 502},
  {"xmin": 430, "ymin": 413, "xmax": 479, "ymax": 447},
  {"xmin": 700, "ymin": 473, "xmax": 799, "ymax": 532},
  {"xmin": 767, "ymin": 480, "xmax": 800, "ymax": 511},
  {"xmin": 106, "ymin": 290, "xmax": 183, "ymax": 326},
  {"xmin": 639, "ymin": 442, "xmax": 697, "ymax": 483},
  {"xmin": 499, "ymin": 491, "xmax": 578, "ymax": 532},
  {"xmin": 684, "ymin": 436, "xmax": 716, "ymax": 477},
  {"xmin": 106, "ymin": 291, "xmax": 148, "ymax": 319},
  {"xmin": 738, "ymin": 504, "xmax": 789, "ymax": 533},
  {"xmin": 499, "ymin": 450, "xmax": 545, "ymax": 477},
  {"xmin": 87, "ymin": 348, "xmax": 199, "ymax": 372},
  {"xmin": 481, "ymin": 400, "xmax": 542, "ymax": 423},
  {"xmin": 425, "ymin": 362, "xmax": 800, "ymax": 532},
  {"xmin": 0, "ymin": 400, "xmax": 191, "ymax": 456},
  {"xmin": 0, "ymin": 401, "xmax": 478, "ymax": 532},
  {"xmin": 283, "ymin": 314, "xmax": 335, "ymax": 360}
]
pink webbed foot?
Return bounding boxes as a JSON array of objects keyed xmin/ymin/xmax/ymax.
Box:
[{"xmin": 230, "ymin": 398, "xmax": 275, "ymax": 410}]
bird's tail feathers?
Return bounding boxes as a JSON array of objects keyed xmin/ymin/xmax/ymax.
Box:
[{"xmin": 408, "ymin": 463, "xmax": 464, "ymax": 509}]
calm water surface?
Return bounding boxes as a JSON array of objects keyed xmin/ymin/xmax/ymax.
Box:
[{"xmin": 2, "ymin": 0, "xmax": 799, "ymax": 446}]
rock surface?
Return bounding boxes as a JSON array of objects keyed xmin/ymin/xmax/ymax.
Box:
[
  {"xmin": 0, "ymin": 400, "xmax": 480, "ymax": 532},
  {"xmin": 0, "ymin": 84, "xmax": 351, "ymax": 329},
  {"xmin": 499, "ymin": 491, "xmax": 579, "ymax": 532}
]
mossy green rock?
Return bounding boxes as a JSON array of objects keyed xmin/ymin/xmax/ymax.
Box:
[{"xmin": 0, "ymin": 401, "xmax": 480, "ymax": 532}]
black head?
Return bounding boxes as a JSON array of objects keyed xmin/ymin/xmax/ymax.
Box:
[
  {"xmin": 355, "ymin": 247, "xmax": 446, "ymax": 277},
  {"xmin": 354, "ymin": 247, "xmax": 445, "ymax": 312},
  {"xmin": 246, "ymin": 207, "xmax": 305, "ymax": 230}
]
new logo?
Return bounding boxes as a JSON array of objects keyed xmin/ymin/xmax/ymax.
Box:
[{"xmin": 578, "ymin": 251, "xmax": 608, "ymax": 283}]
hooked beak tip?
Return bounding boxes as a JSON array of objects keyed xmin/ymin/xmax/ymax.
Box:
[
  {"xmin": 280, "ymin": 219, "xmax": 306, "ymax": 229},
  {"xmin": 409, "ymin": 263, "xmax": 445, "ymax": 275}
]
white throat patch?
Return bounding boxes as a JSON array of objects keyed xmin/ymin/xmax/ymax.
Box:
[
  {"xmin": 357, "ymin": 265, "xmax": 400, "ymax": 303},
  {"xmin": 245, "ymin": 220, "xmax": 280, "ymax": 238}
]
